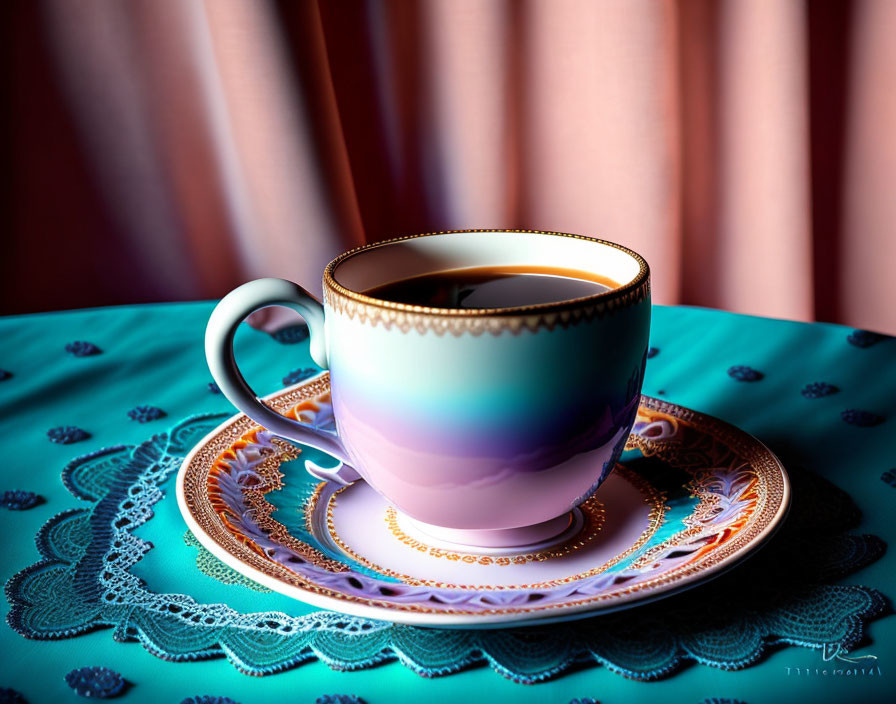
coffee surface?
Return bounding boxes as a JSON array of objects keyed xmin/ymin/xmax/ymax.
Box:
[{"xmin": 363, "ymin": 265, "xmax": 619, "ymax": 309}]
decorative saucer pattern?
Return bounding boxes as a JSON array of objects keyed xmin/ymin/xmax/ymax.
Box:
[
  {"xmin": 177, "ymin": 375, "xmax": 790, "ymax": 628},
  {"xmin": 313, "ymin": 469, "xmax": 663, "ymax": 590}
]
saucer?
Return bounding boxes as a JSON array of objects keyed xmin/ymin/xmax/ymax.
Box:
[{"xmin": 177, "ymin": 374, "xmax": 790, "ymax": 628}]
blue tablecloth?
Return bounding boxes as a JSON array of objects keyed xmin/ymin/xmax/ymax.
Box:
[{"xmin": 0, "ymin": 302, "xmax": 893, "ymax": 703}]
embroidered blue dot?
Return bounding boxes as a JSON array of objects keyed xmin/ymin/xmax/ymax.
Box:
[
  {"xmin": 64, "ymin": 667, "xmax": 125, "ymax": 698},
  {"xmin": 568, "ymin": 699, "xmax": 599, "ymax": 704},
  {"xmin": 315, "ymin": 696, "xmax": 364, "ymax": 704},
  {"xmin": 727, "ymin": 365, "xmax": 763, "ymax": 382},
  {"xmin": 0, "ymin": 687, "xmax": 27, "ymax": 704},
  {"xmin": 47, "ymin": 426, "xmax": 90, "ymax": 444},
  {"xmin": 282, "ymin": 367, "xmax": 318, "ymax": 387},
  {"xmin": 127, "ymin": 405, "xmax": 166, "ymax": 423},
  {"xmin": 646, "ymin": 347, "xmax": 659, "ymax": 359},
  {"xmin": 271, "ymin": 324, "xmax": 310, "ymax": 345},
  {"xmin": 0, "ymin": 370, "xmax": 11, "ymax": 381},
  {"xmin": 179, "ymin": 697, "xmax": 240, "ymax": 704},
  {"xmin": 65, "ymin": 341, "xmax": 102, "ymax": 357},
  {"xmin": 1, "ymin": 490, "xmax": 41, "ymax": 510},
  {"xmin": 880, "ymin": 469, "xmax": 896, "ymax": 487},
  {"xmin": 801, "ymin": 382, "xmax": 838, "ymax": 399},
  {"xmin": 847, "ymin": 329, "xmax": 887, "ymax": 348},
  {"xmin": 841, "ymin": 409, "xmax": 884, "ymax": 427},
  {"xmin": 208, "ymin": 382, "xmax": 221, "ymax": 394}
]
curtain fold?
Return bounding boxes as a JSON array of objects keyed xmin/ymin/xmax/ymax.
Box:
[{"xmin": 7, "ymin": 0, "xmax": 895, "ymax": 333}]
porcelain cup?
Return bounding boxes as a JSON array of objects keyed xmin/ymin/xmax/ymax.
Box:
[{"xmin": 206, "ymin": 230, "xmax": 651, "ymax": 549}]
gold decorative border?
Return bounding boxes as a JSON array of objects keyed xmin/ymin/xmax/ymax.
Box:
[
  {"xmin": 195, "ymin": 384, "xmax": 349, "ymax": 574},
  {"xmin": 381, "ymin": 503, "xmax": 598, "ymax": 567},
  {"xmin": 315, "ymin": 466, "xmax": 666, "ymax": 591},
  {"xmin": 322, "ymin": 229, "xmax": 650, "ymax": 335},
  {"xmin": 181, "ymin": 379, "xmax": 788, "ymax": 616}
]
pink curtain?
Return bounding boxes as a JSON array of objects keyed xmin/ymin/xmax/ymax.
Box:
[{"xmin": 8, "ymin": 0, "xmax": 896, "ymax": 334}]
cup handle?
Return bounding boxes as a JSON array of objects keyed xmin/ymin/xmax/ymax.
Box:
[{"xmin": 205, "ymin": 278, "xmax": 358, "ymax": 484}]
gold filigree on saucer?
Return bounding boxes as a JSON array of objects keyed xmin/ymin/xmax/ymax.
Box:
[
  {"xmin": 316, "ymin": 465, "xmax": 667, "ymax": 591},
  {"xmin": 179, "ymin": 380, "xmax": 789, "ymax": 620}
]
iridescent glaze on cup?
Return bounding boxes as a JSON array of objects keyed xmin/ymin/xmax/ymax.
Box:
[{"xmin": 206, "ymin": 230, "xmax": 650, "ymax": 548}]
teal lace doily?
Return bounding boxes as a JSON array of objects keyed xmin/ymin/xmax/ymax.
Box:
[
  {"xmin": 5, "ymin": 415, "xmax": 888, "ymax": 684},
  {"xmin": 183, "ymin": 531, "xmax": 271, "ymax": 593}
]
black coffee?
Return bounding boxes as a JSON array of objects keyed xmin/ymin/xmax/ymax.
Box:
[{"xmin": 363, "ymin": 265, "xmax": 618, "ymax": 309}]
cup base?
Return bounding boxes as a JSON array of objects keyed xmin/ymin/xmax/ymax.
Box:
[{"xmin": 400, "ymin": 509, "xmax": 584, "ymax": 555}]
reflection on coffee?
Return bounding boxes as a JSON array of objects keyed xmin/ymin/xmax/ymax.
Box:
[{"xmin": 363, "ymin": 265, "xmax": 619, "ymax": 309}]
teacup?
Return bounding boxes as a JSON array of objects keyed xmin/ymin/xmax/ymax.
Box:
[{"xmin": 206, "ymin": 230, "xmax": 650, "ymax": 549}]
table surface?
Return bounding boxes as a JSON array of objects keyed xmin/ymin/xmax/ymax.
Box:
[{"xmin": 0, "ymin": 302, "xmax": 893, "ymax": 704}]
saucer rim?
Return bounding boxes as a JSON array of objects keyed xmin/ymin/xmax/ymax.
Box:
[{"xmin": 176, "ymin": 379, "xmax": 791, "ymax": 629}]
